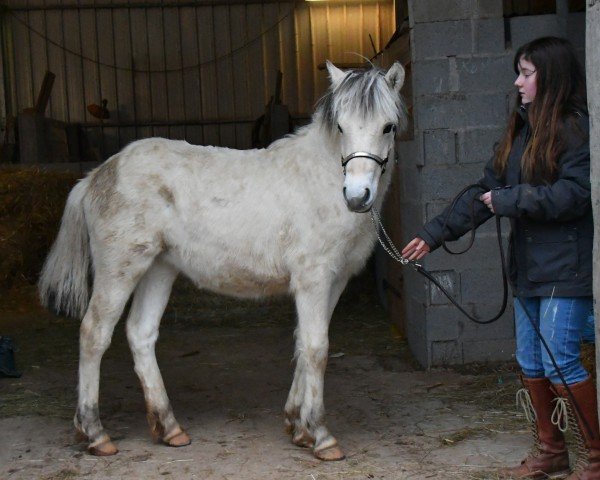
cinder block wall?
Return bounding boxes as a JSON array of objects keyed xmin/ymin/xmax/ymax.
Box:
[{"xmin": 398, "ymin": 0, "xmax": 585, "ymax": 368}]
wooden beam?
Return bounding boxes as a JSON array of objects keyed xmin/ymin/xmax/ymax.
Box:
[{"xmin": 7, "ymin": 1, "xmax": 298, "ymax": 12}]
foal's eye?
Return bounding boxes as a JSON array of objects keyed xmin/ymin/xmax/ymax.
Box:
[
  {"xmin": 383, "ymin": 124, "xmax": 396, "ymax": 134},
  {"xmin": 337, "ymin": 124, "xmax": 343, "ymax": 134}
]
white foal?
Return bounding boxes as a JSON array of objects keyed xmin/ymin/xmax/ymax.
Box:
[{"xmin": 39, "ymin": 61, "xmax": 407, "ymax": 461}]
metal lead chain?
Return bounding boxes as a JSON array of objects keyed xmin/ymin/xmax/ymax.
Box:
[{"xmin": 370, "ymin": 207, "xmax": 421, "ymax": 269}]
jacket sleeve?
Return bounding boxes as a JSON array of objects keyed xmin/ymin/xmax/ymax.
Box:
[
  {"xmin": 418, "ymin": 157, "xmax": 504, "ymax": 251},
  {"xmin": 491, "ymin": 119, "xmax": 590, "ymax": 222}
]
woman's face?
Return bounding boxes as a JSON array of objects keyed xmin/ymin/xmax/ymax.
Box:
[{"xmin": 514, "ymin": 56, "xmax": 537, "ymax": 104}]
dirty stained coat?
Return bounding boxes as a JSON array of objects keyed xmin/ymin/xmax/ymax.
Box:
[{"xmin": 418, "ymin": 107, "xmax": 592, "ymax": 298}]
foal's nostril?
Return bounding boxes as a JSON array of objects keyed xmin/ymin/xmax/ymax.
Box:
[
  {"xmin": 363, "ymin": 188, "xmax": 370, "ymax": 203},
  {"xmin": 343, "ymin": 187, "xmax": 347, "ymax": 198}
]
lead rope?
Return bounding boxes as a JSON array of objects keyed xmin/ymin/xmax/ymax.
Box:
[
  {"xmin": 370, "ymin": 207, "xmax": 420, "ymax": 267},
  {"xmin": 370, "ymin": 202, "xmax": 508, "ymax": 325}
]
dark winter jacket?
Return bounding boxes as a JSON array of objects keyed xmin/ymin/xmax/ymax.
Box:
[{"xmin": 418, "ymin": 108, "xmax": 592, "ymax": 298}]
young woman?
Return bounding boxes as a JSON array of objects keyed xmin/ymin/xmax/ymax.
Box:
[{"xmin": 402, "ymin": 37, "xmax": 597, "ymax": 479}]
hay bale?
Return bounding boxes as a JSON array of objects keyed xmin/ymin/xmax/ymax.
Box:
[{"xmin": 0, "ymin": 168, "xmax": 80, "ymax": 291}]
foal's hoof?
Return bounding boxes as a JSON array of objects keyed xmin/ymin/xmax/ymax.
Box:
[
  {"xmin": 314, "ymin": 444, "xmax": 345, "ymax": 461},
  {"xmin": 163, "ymin": 429, "xmax": 191, "ymax": 447},
  {"xmin": 89, "ymin": 439, "xmax": 119, "ymax": 456}
]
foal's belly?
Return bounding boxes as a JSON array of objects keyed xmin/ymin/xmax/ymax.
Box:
[
  {"xmin": 196, "ymin": 270, "xmax": 291, "ymax": 299},
  {"xmin": 163, "ymin": 251, "xmax": 291, "ymax": 299}
]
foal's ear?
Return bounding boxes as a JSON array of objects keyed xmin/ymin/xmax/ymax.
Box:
[
  {"xmin": 326, "ymin": 60, "xmax": 347, "ymax": 87},
  {"xmin": 385, "ymin": 62, "xmax": 405, "ymax": 93}
]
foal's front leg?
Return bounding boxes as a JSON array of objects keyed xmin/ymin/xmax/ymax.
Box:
[{"xmin": 285, "ymin": 282, "xmax": 345, "ymax": 461}]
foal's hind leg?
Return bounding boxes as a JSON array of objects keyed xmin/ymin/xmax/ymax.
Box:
[
  {"xmin": 125, "ymin": 260, "xmax": 190, "ymax": 448},
  {"xmin": 75, "ymin": 275, "xmax": 141, "ymax": 455}
]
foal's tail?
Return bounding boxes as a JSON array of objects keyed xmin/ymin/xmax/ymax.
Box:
[{"xmin": 39, "ymin": 179, "xmax": 91, "ymax": 319}]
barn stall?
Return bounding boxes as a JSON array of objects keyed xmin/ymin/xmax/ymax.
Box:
[{"xmin": 0, "ymin": 1, "xmax": 592, "ymax": 479}]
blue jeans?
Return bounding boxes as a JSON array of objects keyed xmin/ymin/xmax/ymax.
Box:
[{"xmin": 515, "ymin": 296, "xmax": 593, "ymax": 385}]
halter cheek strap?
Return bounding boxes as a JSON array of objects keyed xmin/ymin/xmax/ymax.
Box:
[{"xmin": 341, "ymin": 151, "xmax": 389, "ymax": 175}]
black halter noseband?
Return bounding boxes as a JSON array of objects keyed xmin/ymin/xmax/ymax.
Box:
[{"xmin": 341, "ymin": 152, "xmax": 389, "ymax": 175}]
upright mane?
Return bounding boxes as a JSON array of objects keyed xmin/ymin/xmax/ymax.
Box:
[{"xmin": 315, "ymin": 66, "xmax": 407, "ymax": 133}]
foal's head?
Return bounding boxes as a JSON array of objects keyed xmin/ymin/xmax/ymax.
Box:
[{"xmin": 318, "ymin": 61, "xmax": 406, "ymax": 213}]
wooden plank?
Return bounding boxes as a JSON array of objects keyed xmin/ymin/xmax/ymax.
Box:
[
  {"xmin": 213, "ymin": 5, "xmax": 235, "ymax": 147},
  {"xmin": 326, "ymin": 4, "xmax": 345, "ymax": 64},
  {"xmin": 197, "ymin": 5, "xmax": 219, "ymax": 146},
  {"xmin": 230, "ymin": 3, "xmax": 249, "ymax": 148},
  {"xmin": 278, "ymin": 2, "xmax": 297, "ymax": 115},
  {"xmin": 261, "ymin": 3, "xmax": 281, "ymax": 110},
  {"xmin": 381, "ymin": 1, "xmax": 395, "ymax": 43},
  {"xmin": 9, "ymin": 0, "xmax": 300, "ymax": 9},
  {"xmin": 112, "ymin": 8, "xmax": 136, "ymax": 148},
  {"xmin": 44, "ymin": 8, "xmax": 66, "ymax": 120},
  {"xmin": 309, "ymin": 3, "xmax": 329, "ymax": 100},
  {"xmin": 96, "ymin": 8, "xmax": 119, "ymax": 154},
  {"xmin": 361, "ymin": 3, "xmax": 380, "ymax": 56},
  {"xmin": 146, "ymin": 7, "xmax": 168, "ymax": 138},
  {"xmin": 294, "ymin": 3, "xmax": 313, "ymax": 115},
  {"xmin": 27, "ymin": 6, "xmax": 49, "ymax": 110},
  {"xmin": 179, "ymin": 6, "xmax": 202, "ymax": 145},
  {"xmin": 62, "ymin": 8, "xmax": 85, "ymax": 123},
  {"xmin": 345, "ymin": 4, "xmax": 363, "ymax": 60},
  {"xmin": 163, "ymin": 6, "xmax": 186, "ymax": 139},
  {"xmin": 79, "ymin": 9, "xmax": 100, "ymax": 122},
  {"xmin": 12, "ymin": 10, "xmax": 34, "ymax": 111},
  {"xmin": 245, "ymin": 4, "xmax": 266, "ymax": 118},
  {"xmin": 129, "ymin": 7, "xmax": 152, "ymax": 139}
]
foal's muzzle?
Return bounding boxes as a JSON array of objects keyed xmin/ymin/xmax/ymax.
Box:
[{"xmin": 341, "ymin": 151, "xmax": 387, "ymax": 213}]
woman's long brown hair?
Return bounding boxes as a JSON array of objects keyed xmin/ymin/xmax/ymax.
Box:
[{"xmin": 493, "ymin": 37, "xmax": 587, "ymax": 183}]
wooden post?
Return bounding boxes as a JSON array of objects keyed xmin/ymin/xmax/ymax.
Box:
[{"xmin": 587, "ymin": 0, "xmax": 600, "ymax": 418}]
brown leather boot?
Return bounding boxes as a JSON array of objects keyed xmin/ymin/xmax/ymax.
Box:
[
  {"xmin": 554, "ymin": 376, "xmax": 600, "ymax": 480},
  {"xmin": 498, "ymin": 377, "xmax": 570, "ymax": 479}
]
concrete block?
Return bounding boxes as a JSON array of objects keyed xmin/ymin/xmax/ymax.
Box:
[
  {"xmin": 423, "ymin": 129, "xmax": 456, "ymax": 165},
  {"xmin": 429, "ymin": 270, "xmax": 460, "ymax": 305},
  {"xmin": 475, "ymin": 18, "xmax": 506, "ymax": 54},
  {"xmin": 457, "ymin": 127, "xmax": 505, "ymax": 164},
  {"xmin": 398, "ymin": 137, "xmax": 424, "ymax": 167},
  {"xmin": 431, "ymin": 340, "xmax": 463, "ymax": 365},
  {"xmin": 404, "ymin": 296, "xmax": 428, "ymax": 366},
  {"xmin": 461, "ymin": 267, "xmax": 506, "ymax": 305},
  {"xmin": 420, "ymin": 228, "xmax": 510, "ymax": 272},
  {"xmin": 455, "ymin": 55, "xmax": 514, "ymax": 93},
  {"xmin": 567, "ymin": 12, "xmax": 585, "ymax": 50},
  {"xmin": 402, "ymin": 266, "xmax": 429, "ymax": 305},
  {"xmin": 412, "ymin": 59, "xmax": 450, "ymax": 95},
  {"xmin": 462, "ymin": 338, "xmax": 515, "ymax": 363},
  {"xmin": 399, "ymin": 165, "xmax": 424, "ymax": 203},
  {"xmin": 415, "ymin": 92, "xmax": 508, "ymax": 130},
  {"xmin": 509, "ymin": 15, "xmax": 563, "ymax": 50},
  {"xmin": 459, "ymin": 305, "xmax": 514, "ymax": 340},
  {"xmin": 399, "ymin": 199, "xmax": 427, "ymax": 241},
  {"xmin": 427, "ymin": 315, "xmax": 460, "ymax": 342},
  {"xmin": 413, "ymin": 21, "xmax": 473, "ymax": 60},
  {"xmin": 474, "ymin": 0, "xmax": 503, "ymax": 18},
  {"xmin": 410, "ymin": 0, "xmax": 472, "ymax": 23},
  {"xmin": 420, "ymin": 163, "xmax": 483, "ymax": 201}
]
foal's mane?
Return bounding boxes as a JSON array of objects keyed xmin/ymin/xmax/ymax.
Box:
[{"xmin": 315, "ymin": 66, "xmax": 406, "ymax": 132}]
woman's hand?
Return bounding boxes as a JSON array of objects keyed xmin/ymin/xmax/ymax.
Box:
[
  {"xmin": 480, "ymin": 191, "xmax": 495, "ymax": 213},
  {"xmin": 401, "ymin": 237, "xmax": 431, "ymax": 261}
]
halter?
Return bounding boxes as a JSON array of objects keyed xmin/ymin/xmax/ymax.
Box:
[{"xmin": 341, "ymin": 152, "xmax": 389, "ymax": 175}]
